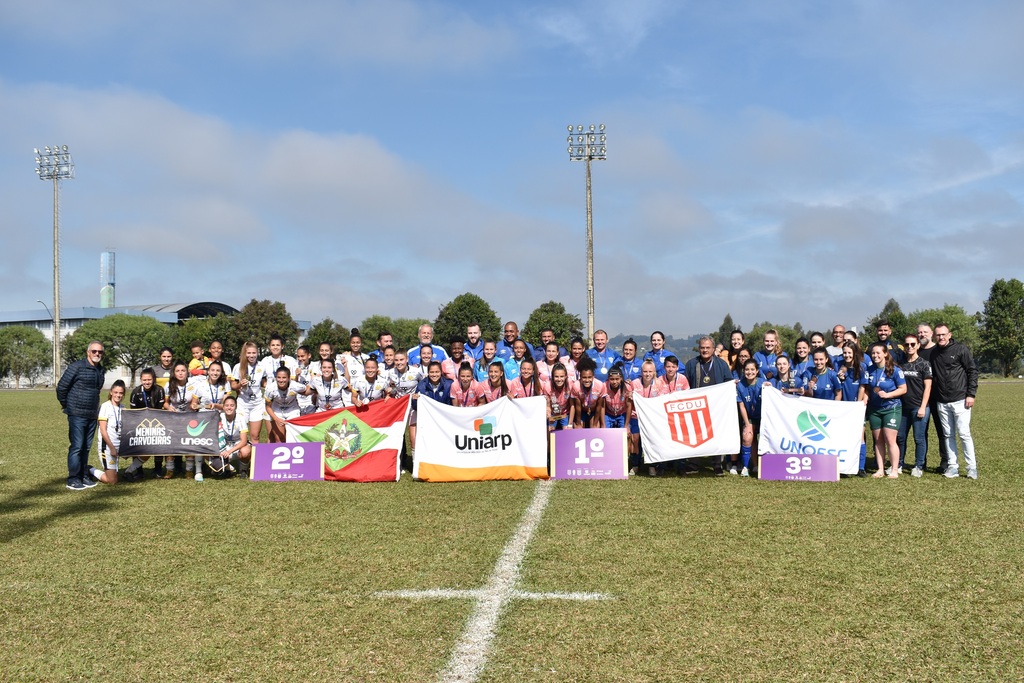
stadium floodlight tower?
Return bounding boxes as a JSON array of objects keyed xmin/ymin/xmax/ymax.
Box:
[
  {"xmin": 566, "ymin": 124, "xmax": 606, "ymax": 343},
  {"xmin": 35, "ymin": 144, "xmax": 75, "ymax": 381}
]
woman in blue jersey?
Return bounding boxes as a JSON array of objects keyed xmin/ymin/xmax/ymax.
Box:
[
  {"xmin": 804, "ymin": 349, "xmax": 841, "ymax": 401},
  {"xmin": 837, "ymin": 340, "xmax": 870, "ymax": 477},
  {"xmin": 730, "ymin": 347, "xmax": 753, "ymax": 380},
  {"xmin": 473, "ymin": 341, "xmax": 498, "ymax": 382},
  {"xmin": 644, "ymin": 331, "xmax": 670, "ymax": 377},
  {"xmin": 618, "ymin": 338, "xmax": 644, "ymax": 383},
  {"xmin": 735, "ymin": 359, "xmax": 763, "ymax": 477},
  {"xmin": 792, "ymin": 338, "xmax": 812, "ymax": 379},
  {"xmin": 770, "ymin": 354, "xmax": 805, "ymax": 395},
  {"xmin": 754, "ymin": 330, "xmax": 780, "ymax": 381},
  {"xmin": 866, "ymin": 343, "xmax": 907, "ymax": 479}
]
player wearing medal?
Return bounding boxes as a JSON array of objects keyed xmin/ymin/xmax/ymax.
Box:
[
  {"xmin": 189, "ymin": 360, "xmax": 230, "ymax": 412},
  {"xmin": 313, "ymin": 359, "xmax": 350, "ymax": 412},
  {"xmin": 754, "ymin": 330, "xmax": 780, "ymax": 381},
  {"xmin": 735, "ymin": 359, "xmax": 764, "ymax": 477},
  {"xmin": 339, "ymin": 329, "xmax": 370, "ymax": 383},
  {"xmin": 265, "ymin": 366, "xmax": 313, "ymax": 443},
  {"xmin": 473, "ymin": 341, "xmax": 498, "ymax": 382},
  {"xmin": 867, "ymin": 343, "xmax": 907, "ymax": 479},
  {"xmin": 573, "ymin": 357, "xmax": 607, "ymax": 429},
  {"xmin": 92, "ymin": 380, "xmax": 126, "ymax": 485},
  {"xmin": 509, "ymin": 358, "xmax": 544, "ymax": 399},
  {"xmin": 218, "ymin": 396, "xmax": 251, "ymax": 478},
  {"xmin": 503, "ymin": 339, "xmax": 532, "ymax": 381},
  {"xmin": 451, "ymin": 363, "xmax": 479, "ymax": 407},
  {"xmin": 643, "ymin": 330, "xmax": 671, "ymax": 377},
  {"xmin": 351, "ymin": 357, "xmax": 391, "ymax": 407},
  {"xmin": 544, "ymin": 363, "xmax": 575, "ymax": 431},
  {"xmin": 560, "ymin": 338, "xmax": 587, "ymax": 383},
  {"xmin": 417, "ymin": 361, "xmax": 453, "ymax": 405},
  {"xmin": 619, "ymin": 338, "xmax": 643, "ymax": 383},
  {"xmin": 293, "ymin": 345, "xmax": 316, "ymax": 415},
  {"xmin": 536, "ymin": 342, "xmax": 561, "ymax": 382},
  {"xmin": 655, "ymin": 356, "xmax": 690, "ymax": 394},
  {"xmin": 837, "ymin": 340, "xmax": 870, "ymax": 477},
  {"xmin": 768, "ymin": 354, "xmax": 805, "ymax": 395},
  {"xmin": 232, "ymin": 341, "xmax": 272, "ymax": 447},
  {"xmin": 154, "ymin": 347, "xmax": 175, "ymax": 392},
  {"xmin": 477, "ymin": 361, "xmax": 510, "ymax": 404},
  {"xmin": 586, "ymin": 329, "xmax": 621, "ymax": 383},
  {"xmin": 163, "ymin": 361, "xmax": 196, "ymax": 479},
  {"xmin": 630, "ymin": 360, "xmax": 662, "ymax": 476},
  {"xmin": 804, "ymin": 348, "xmax": 842, "ymax": 401},
  {"xmin": 442, "ymin": 337, "xmax": 471, "ymax": 381},
  {"xmin": 792, "ymin": 338, "xmax": 813, "ymax": 379},
  {"xmin": 731, "ymin": 347, "xmax": 753, "ymax": 380}
]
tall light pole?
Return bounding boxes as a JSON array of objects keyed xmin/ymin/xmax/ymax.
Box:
[
  {"xmin": 566, "ymin": 124, "xmax": 606, "ymax": 342},
  {"xmin": 35, "ymin": 145, "xmax": 75, "ymax": 381},
  {"xmin": 36, "ymin": 299, "xmax": 56, "ymax": 385}
]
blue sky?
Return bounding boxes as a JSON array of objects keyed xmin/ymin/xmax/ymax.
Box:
[{"xmin": 2, "ymin": 1, "xmax": 1022, "ymax": 338}]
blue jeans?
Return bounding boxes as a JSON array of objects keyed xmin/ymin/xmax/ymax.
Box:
[
  {"xmin": 896, "ymin": 405, "xmax": 930, "ymax": 469},
  {"xmin": 66, "ymin": 414, "xmax": 98, "ymax": 485}
]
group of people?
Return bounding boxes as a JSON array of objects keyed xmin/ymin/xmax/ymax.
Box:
[{"xmin": 55, "ymin": 318, "xmax": 979, "ymax": 490}]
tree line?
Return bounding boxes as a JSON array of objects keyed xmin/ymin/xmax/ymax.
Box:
[{"xmin": 3, "ymin": 278, "xmax": 1022, "ymax": 388}]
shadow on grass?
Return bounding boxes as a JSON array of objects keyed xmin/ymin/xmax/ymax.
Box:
[{"xmin": 0, "ymin": 475, "xmax": 137, "ymax": 544}]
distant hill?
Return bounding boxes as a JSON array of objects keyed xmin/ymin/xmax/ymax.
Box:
[{"xmin": 607, "ymin": 332, "xmax": 702, "ymax": 364}]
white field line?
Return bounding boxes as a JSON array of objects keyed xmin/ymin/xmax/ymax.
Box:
[{"xmin": 437, "ymin": 478, "xmax": 553, "ymax": 683}]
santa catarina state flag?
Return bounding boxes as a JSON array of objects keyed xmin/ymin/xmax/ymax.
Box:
[
  {"xmin": 633, "ymin": 381, "xmax": 741, "ymax": 463},
  {"xmin": 284, "ymin": 395, "xmax": 410, "ymax": 482}
]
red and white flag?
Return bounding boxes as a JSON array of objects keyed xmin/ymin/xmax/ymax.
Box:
[{"xmin": 633, "ymin": 381, "xmax": 740, "ymax": 462}]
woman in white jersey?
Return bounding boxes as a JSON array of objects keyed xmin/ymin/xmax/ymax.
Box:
[
  {"xmin": 265, "ymin": 366, "xmax": 313, "ymax": 443},
  {"xmin": 233, "ymin": 341, "xmax": 271, "ymax": 446},
  {"xmin": 313, "ymin": 358, "xmax": 350, "ymax": 412}
]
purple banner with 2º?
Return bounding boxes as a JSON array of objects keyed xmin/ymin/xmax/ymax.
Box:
[
  {"xmin": 551, "ymin": 428, "xmax": 628, "ymax": 480},
  {"xmin": 758, "ymin": 453, "xmax": 839, "ymax": 482},
  {"xmin": 252, "ymin": 442, "xmax": 325, "ymax": 481}
]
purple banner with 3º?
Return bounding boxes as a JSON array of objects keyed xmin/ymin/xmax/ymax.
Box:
[
  {"xmin": 758, "ymin": 453, "xmax": 839, "ymax": 482},
  {"xmin": 252, "ymin": 442, "xmax": 325, "ymax": 481},
  {"xmin": 550, "ymin": 428, "xmax": 628, "ymax": 480}
]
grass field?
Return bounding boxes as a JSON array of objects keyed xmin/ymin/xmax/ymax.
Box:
[{"xmin": 2, "ymin": 385, "xmax": 1023, "ymax": 682}]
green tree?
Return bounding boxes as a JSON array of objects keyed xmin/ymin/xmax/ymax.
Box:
[
  {"xmin": 357, "ymin": 315, "xmax": 430, "ymax": 352},
  {"xmin": 712, "ymin": 313, "xmax": 737, "ymax": 346},
  {"xmin": 305, "ymin": 317, "xmax": 350, "ymax": 356},
  {"xmin": 747, "ymin": 321, "xmax": 801, "ymax": 357},
  {"xmin": 66, "ymin": 314, "xmax": 173, "ymax": 385},
  {"xmin": 232, "ymin": 300, "xmax": 299, "ymax": 357},
  {"xmin": 980, "ymin": 278, "xmax": 1024, "ymax": 376},
  {"xmin": 522, "ymin": 302, "xmax": 584, "ymax": 348},
  {"xmin": 433, "ymin": 293, "xmax": 501, "ymax": 346},
  {"xmin": 906, "ymin": 304, "xmax": 980, "ymax": 353},
  {"xmin": 0, "ymin": 326, "xmax": 51, "ymax": 388},
  {"xmin": 172, "ymin": 314, "xmax": 239, "ymax": 365},
  {"xmin": 866, "ymin": 298, "xmax": 910, "ymax": 341}
]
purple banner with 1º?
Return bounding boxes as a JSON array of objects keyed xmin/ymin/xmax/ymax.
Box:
[
  {"xmin": 758, "ymin": 453, "xmax": 839, "ymax": 482},
  {"xmin": 252, "ymin": 442, "xmax": 325, "ymax": 481},
  {"xmin": 550, "ymin": 428, "xmax": 628, "ymax": 480}
]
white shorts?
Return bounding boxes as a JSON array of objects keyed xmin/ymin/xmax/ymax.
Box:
[{"xmin": 239, "ymin": 401, "xmax": 267, "ymax": 423}]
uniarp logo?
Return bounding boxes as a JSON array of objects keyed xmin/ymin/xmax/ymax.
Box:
[
  {"xmin": 187, "ymin": 419, "xmax": 210, "ymax": 436},
  {"xmin": 474, "ymin": 416, "xmax": 496, "ymax": 436},
  {"xmin": 796, "ymin": 411, "xmax": 830, "ymax": 442}
]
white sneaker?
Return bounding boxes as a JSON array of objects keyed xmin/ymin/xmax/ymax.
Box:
[
  {"xmin": 966, "ymin": 469, "xmax": 978, "ymax": 480},
  {"xmin": 911, "ymin": 467, "xmax": 923, "ymax": 478},
  {"xmin": 885, "ymin": 466, "xmax": 893, "ymax": 476},
  {"xmin": 194, "ymin": 471, "xmax": 204, "ymax": 483},
  {"xmin": 728, "ymin": 466, "xmax": 738, "ymax": 476},
  {"xmin": 944, "ymin": 468, "xmax": 960, "ymax": 479},
  {"xmin": 740, "ymin": 467, "xmax": 749, "ymax": 478},
  {"xmin": 628, "ymin": 467, "xmax": 637, "ymax": 476}
]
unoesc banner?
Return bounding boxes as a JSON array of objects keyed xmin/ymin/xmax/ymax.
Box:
[
  {"xmin": 414, "ymin": 395, "xmax": 549, "ymax": 482},
  {"xmin": 633, "ymin": 381, "xmax": 740, "ymax": 463},
  {"xmin": 284, "ymin": 395, "xmax": 410, "ymax": 482},
  {"xmin": 759, "ymin": 385, "xmax": 866, "ymax": 476},
  {"xmin": 119, "ymin": 408, "xmax": 220, "ymax": 456}
]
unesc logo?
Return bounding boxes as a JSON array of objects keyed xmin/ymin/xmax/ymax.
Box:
[
  {"xmin": 664, "ymin": 396, "xmax": 713, "ymax": 448},
  {"xmin": 187, "ymin": 419, "xmax": 210, "ymax": 436}
]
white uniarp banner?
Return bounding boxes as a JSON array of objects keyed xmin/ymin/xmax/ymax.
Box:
[
  {"xmin": 633, "ymin": 382, "xmax": 741, "ymax": 463},
  {"xmin": 415, "ymin": 395, "xmax": 549, "ymax": 482},
  {"xmin": 759, "ymin": 384, "xmax": 866, "ymax": 476}
]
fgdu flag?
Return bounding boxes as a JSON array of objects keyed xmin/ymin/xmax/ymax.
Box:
[
  {"xmin": 414, "ymin": 395, "xmax": 548, "ymax": 482},
  {"xmin": 284, "ymin": 395, "xmax": 410, "ymax": 482},
  {"xmin": 759, "ymin": 385, "xmax": 866, "ymax": 476},
  {"xmin": 120, "ymin": 409, "xmax": 219, "ymax": 456},
  {"xmin": 633, "ymin": 382, "xmax": 740, "ymax": 463}
]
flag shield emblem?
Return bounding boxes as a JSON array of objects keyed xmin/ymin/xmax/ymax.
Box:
[{"xmin": 664, "ymin": 396, "xmax": 713, "ymax": 448}]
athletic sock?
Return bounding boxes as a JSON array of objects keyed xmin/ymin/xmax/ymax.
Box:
[
  {"xmin": 741, "ymin": 446, "xmax": 752, "ymax": 468},
  {"xmin": 126, "ymin": 458, "xmax": 143, "ymax": 473},
  {"xmin": 89, "ymin": 466, "xmax": 105, "ymax": 480},
  {"xmin": 859, "ymin": 443, "xmax": 867, "ymax": 470}
]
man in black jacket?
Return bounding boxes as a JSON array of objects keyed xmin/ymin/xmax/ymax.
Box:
[
  {"xmin": 56, "ymin": 341, "xmax": 106, "ymax": 490},
  {"xmin": 931, "ymin": 325, "xmax": 979, "ymax": 479}
]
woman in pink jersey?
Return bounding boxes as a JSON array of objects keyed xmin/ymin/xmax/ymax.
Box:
[
  {"xmin": 509, "ymin": 358, "xmax": 544, "ymax": 399},
  {"xmin": 573, "ymin": 357, "xmax": 607, "ymax": 428},
  {"xmin": 545, "ymin": 363, "xmax": 576, "ymax": 431},
  {"xmin": 537, "ymin": 342, "xmax": 561, "ymax": 382},
  {"xmin": 631, "ymin": 360, "xmax": 662, "ymax": 475},
  {"xmin": 451, "ymin": 363, "xmax": 479, "ymax": 407},
  {"xmin": 560, "ymin": 338, "xmax": 586, "ymax": 382},
  {"xmin": 477, "ymin": 361, "xmax": 509, "ymax": 404}
]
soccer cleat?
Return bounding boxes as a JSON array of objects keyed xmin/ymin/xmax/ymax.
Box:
[
  {"xmin": 944, "ymin": 468, "xmax": 960, "ymax": 479},
  {"xmin": 856, "ymin": 470, "xmax": 868, "ymax": 478},
  {"xmin": 966, "ymin": 469, "xmax": 978, "ymax": 480},
  {"xmin": 740, "ymin": 467, "xmax": 749, "ymax": 478},
  {"xmin": 194, "ymin": 471, "xmax": 204, "ymax": 483},
  {"xmin": 911, "ymin": 467, "xmax": 923, "ymax": 478}
]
